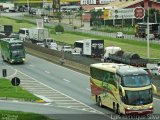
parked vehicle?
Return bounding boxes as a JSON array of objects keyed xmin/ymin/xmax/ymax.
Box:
[
  {"xmin": 145, "ymin": 34, "xmax": 155, "ymax": 40},
  {"xmin": 43, "ymin": 16, "xmax": 49, "ymax": 23},
  {"xmin": 73, "ymin": 39, "xmax": 104, "ymax": 57},
  {"xmin": 135, "ymin": 23, "xmax": 160, "ymax": 38},
  {"xmin": 116, "ymin": 32, "xmax": 124, "ymax": 38},
  {"xmin": 0, "ymin": 38, "xmax": 25, "ymax": 64}
]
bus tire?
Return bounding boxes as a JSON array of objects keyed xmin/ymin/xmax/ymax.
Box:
[
  {"xmin": 113, "ymin": 103, "xmax": 116, "ymax": 113},
  {"xmin": 97, "ymin": 97, "xmax": 103, "ymax": 107},
  {"xmin": 2, "ymin": 55, "xmax": 5, "ymax": 61},
  {"xmin": 116, "ymin": 104, "xmax": 121, "ymax": 115}
]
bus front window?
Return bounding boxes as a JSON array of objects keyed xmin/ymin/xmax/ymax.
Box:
[
  {"xmin": 122, "ymin": 75, "xmax": 151, "ymax": 87},
  {"xmin": 10, "ymin": 43, "xmax": 23, "ymax": 51},
  {"xmin": 124, "ymin": 89, "xmax": 152, "ymax": 105}
]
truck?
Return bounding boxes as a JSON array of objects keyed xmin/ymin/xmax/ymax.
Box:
[
  {"xmin": 28, "ymin": 28, "xmax": 48, "ymax": 43},
  {"xmin": 19, "ymin": 28, "xmax": 48, "ymax": 43},
  {"xmin": 0, "ymin": 38, "xmax": 26, "ymax": 64},
  {"xmin": 103, "ymin": 46, "xmax": 121, "ymax": 61},
  {"xmin": 1, "ymin": 3, "xmax": 16, "ymax": 12},
  {"xmin": 135, "ymin": 23, "xmax": 160, "ymax": 38},
  {"xmin": 108, "ymin": 50, "xmax": 148, "ymax": 67},
  {"xmin": 73, "ymin": 39, "xmax": 104, "ymax": 57},
  {"xmin": 0, "ymin": 25, "xmax": 13, "ymax": 36}
]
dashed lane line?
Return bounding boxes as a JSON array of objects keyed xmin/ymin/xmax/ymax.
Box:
[{"xmin": 7, "ymin": 69, "xmax": 104, "ymax": 114}]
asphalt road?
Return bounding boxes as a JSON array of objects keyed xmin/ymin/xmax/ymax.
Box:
[{"xmin": 0, "ymin": 54, "xmax": 160, "ymax": 120}]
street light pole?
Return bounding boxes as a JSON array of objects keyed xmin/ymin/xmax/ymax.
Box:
[
  {"xmin": 147, "ymin": 5, "xmax": 150, "ymax": 58},
  {"xmin": 27, "ymin": 0, "xmax": 30, "ymax": 12},
  {"xmin": 154, "ymin": 12, "xmax": 157, "ymax": 23}
]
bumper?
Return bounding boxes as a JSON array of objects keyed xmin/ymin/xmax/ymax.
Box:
[{"xmin": 125, "ymin": 108, "xmax": 153, "ymax": 115}]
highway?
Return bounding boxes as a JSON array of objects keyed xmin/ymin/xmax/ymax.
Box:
[{"xmin": 0, "ymin": 54, "xmax": 160, "ymax": 120}]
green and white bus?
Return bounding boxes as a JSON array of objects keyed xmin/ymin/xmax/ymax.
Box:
[{"xmin": 0, "ymin": 38, "xmax": 25, "ymax": 64}]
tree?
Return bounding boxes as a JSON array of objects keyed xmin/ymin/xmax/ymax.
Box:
[
  {"xmin": 144, "ymin": 8, "xmax": 160, "ymax": 23},
  {"xmin": 76, "ymin": 10, "xmax": 84, "ymax": 27},
  {"xmin": 56, "ymin": 11, "xmax": 62, "ymax": 23},
  {"xmin": 66, "ymin": 11, "xmax": 72, "ymax": 24},
  {"xmin": 90, "ymin": 9, "xmax": 103, "ymax": 27}
]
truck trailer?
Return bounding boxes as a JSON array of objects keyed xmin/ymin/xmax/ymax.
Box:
[
  {"xmin": 73, "ymin": 39, "xmax": 104, "ymax": 57},
  {"xmin": 135, "ymin": 23, "xmax": 160, "ymax": 38},
  {"xmin": 29, "ymin": 28, "xmax": 48, "ymax": 43}
]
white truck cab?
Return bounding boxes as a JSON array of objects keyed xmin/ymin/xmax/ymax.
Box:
[
  {"xmin": 103, "ymin": 46, "xmax": 121, "ymax": 61},
  {"xmin": 19, "ymin": 28, "xmax": 29, "ymax": 41}
]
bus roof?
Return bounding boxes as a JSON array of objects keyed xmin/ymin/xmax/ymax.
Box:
[
  {"xmin": 90, "ymin": 63, "xmax": 147, "ymax": 76},
  {"xmin": 1, "ymin": 38, "xmax": 23, "ymax": 43}
]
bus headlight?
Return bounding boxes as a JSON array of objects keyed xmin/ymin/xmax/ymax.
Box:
[
  {"xmin": 126, "ymin": 107, "xmax": 131, "ymax": 110},
  {"xmin": 149, "ymin": 106, "xmax": 153, "ymax": 109},
  {"xmin": 22, "ymin": 58, "xmax": 25, "ymax": 61},
  {"xmin": 11, "ymin": 59, "xmax": 14, "ymax": 63}
]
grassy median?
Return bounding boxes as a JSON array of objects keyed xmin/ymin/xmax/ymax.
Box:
[
  {"xmin": 1, "ymin": 17, "xmax": 160, "ymax": 58},
  {"xmin": 0, "ymin": 78, "xmax": 40, "ymax": 101},
  {"xmin": 0, "ymin": 110, "xmax": 55, "ymax": 120}
]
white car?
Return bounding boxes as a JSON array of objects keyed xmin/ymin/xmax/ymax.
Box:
[
  {"xmin": 36, "ymin": 42, "xmax": 45, "ymax": 47},
  {"xmin": 49, "ymin": 42, "xmax": 58, "ymax": 50},
  {"xmin": 116, "ymin": 32, "xmax": 124, "ymax": 38},
  {"xmin": 61, "ymin": 46, "xmax": 73, "ymax": 53},
  {"xmin": 43, "ymin": 16, "xmax": 49, "ymax": 23},
  {"xmin": 150, "ymin": 66, "xmax": 160, "ymax": 76},
  {"xmin": 145, "ymin": 34, "xmax": 155, "ymax": 40}
]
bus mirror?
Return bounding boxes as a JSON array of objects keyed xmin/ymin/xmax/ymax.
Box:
[
  {"xmin": 152, "ymin": 84, "xmax": 157, "ymax": 94},
  {"xmin": 119, "ymin": 85, "xmax": 125, "ymax": 97}
]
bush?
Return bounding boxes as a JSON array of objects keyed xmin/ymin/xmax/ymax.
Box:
[{"xmin": 55, "ymin": 25, "xmax": 64, "ymax": 33}]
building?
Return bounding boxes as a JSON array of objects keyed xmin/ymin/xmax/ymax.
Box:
[{"xmin": 80, "ymin": 0, "xmax": 115, "ymax": 5}]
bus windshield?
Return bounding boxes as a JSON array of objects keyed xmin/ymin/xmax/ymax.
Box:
[
  {"xmin": 122, "ymin": 75, "xmax": 151, "ymax": 87},
  {"xmin": 10, "ymin": 43, "xmax": 23, "ymax": 51},
  {"xmin": 124, "ymin": 89, "xmax": 152, "ymax": 105}
]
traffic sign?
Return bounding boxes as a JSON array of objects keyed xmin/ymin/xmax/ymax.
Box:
[
  {"xmin": 104, "ymin": 9, "xmax": 110, "ymax": 20},
  {"xmin": 11, "ymin": 77, "xmax": 20, "ymax": 86},
  {"xmin": 111, "ymin": 8, "xmax": 135, "ymax": 19},
  {"xmin": 134, "ymin": 7, "xmax": 145, "ymax": 19}
]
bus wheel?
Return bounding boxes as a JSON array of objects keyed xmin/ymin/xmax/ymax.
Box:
[
  {"xmin": 113, "ymin": 103, "xmax": 116, "ymax": 113},
  {"xmin": 2, "ymin": 55, "xmax": 5, "ymax": 61},
  {"xmin": 97, "ymin": 97, "xmax": 103, "ymax": 107},
  {"xmin": 117, "ymin": 104, "xmax": 121, "ymax": 115}
]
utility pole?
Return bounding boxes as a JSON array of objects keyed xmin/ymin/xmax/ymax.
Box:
[
  {"xmin": 147, "ymin": 4, "xmax": 150, "ymax": 58},
  {"xmin": 27, "ymin": 0, "xmax": 30, "ymax": 13},
  {"xmin": 154, "ymin": 12, "xmax": 157, "ymax": 23}
]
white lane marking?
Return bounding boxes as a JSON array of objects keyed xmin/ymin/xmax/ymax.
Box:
[
  {"xmin": 86, "ymin": 88, "xmax": 91, "ymax": 92},
  {"xmin": 16, "ymin": 70, "xmax": 104, "ymax": 114},
  {"xmin": 29, "ymin": 64, "xmax": 35, "ymax": 67},
  {"xmin": 44, "ymin": 103, "xmax": 51, "ymax": 105},
  {"xmin": 44, "ymin": 70, "xmax": 50, "ymax": 74},
  {"xmin": 154, "ymin": 97, "xmax": 160, "ymax": 101},
  {"xmin": 63, "ymin": 78, "xmax": 70, "ymax": 82}
]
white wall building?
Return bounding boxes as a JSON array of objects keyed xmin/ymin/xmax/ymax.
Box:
[{"xmin": 80, "ymin": 0, "xmax": 115, "ymax": 5}]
